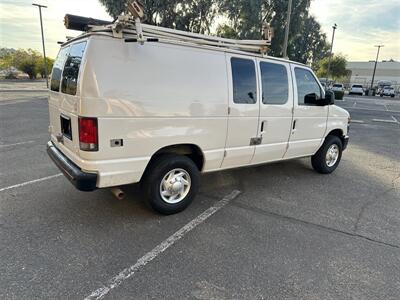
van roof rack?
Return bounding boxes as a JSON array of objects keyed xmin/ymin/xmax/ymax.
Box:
[{"xmin": 64, "ymin": 13, "xmax": 272, "ymax": 55}]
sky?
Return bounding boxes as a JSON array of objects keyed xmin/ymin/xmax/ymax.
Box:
[{"xmin": 1, "ymin": 0, "xmax": 399, "ymax": 61}]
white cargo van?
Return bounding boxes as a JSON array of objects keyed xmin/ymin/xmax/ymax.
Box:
[{"xmin": 47, "ymin": 16, "xmax": 350, "ymax": 214}]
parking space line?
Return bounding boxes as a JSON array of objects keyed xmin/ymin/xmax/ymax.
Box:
[
  {"xmin": 392, "ymin": 116, "xmax": 399, "ymax": 124},
  {"xmin": 350, "ymin": 120, "xmax": 364, "ymax": 124},
  {"xmin": 0, "ymin": 98, "xmax": 47, "ymax": 106},
  {"xmin": 372, "ymin": 119, "xmax": 398, "ymax": 124},
  {"xmin": 0, "ymin": 174, "xmax": 62, "ymax": 192},
  {"xmin": 85, "ymin": 189, "xmax": 241, "ymax": 300},
  {"xmin": 0, "ymin": 141, "xmax": 35, "ymax": 148},
  {"xmin": 344, "ymin": 107, "xmax": 397, "ymax": 113}
]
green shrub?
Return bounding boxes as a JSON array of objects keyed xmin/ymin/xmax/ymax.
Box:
[{"xmin": 333, "ymin": 90, "xmax": 344, "ymax": 100}]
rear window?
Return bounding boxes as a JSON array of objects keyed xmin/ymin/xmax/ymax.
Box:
[
  {"xmin": 61, "ymin": 42, "xmax": 87, "ymax": 95},
  {"xmin": 231, "ymin": 57, "xmax": 257, "ymax": 104},
  {"xmin": 50, "ymin": 46, "xmax": 70, "ymax": 92},
  {"xmin": 353, "ymin": 85, "xmax": 363, "ymax": 88},
  {"xmin": 333, "ymin": 84, "xmax": 343, "ymax": 87}
]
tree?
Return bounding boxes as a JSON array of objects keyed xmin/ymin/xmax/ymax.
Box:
[
  {"xmin": 36, "ymin": 56, "xmax": 54, "ymax": 79},
  {"xmin": 0, "ymin": 48, "xmax": 54, "ymax": 79},
  {"xmin": 98, "ymin": 0, "xmax": 329, "ymax": 64},
  {"xmin": 315, "ymin": 54, "xmax": 351, "ymax": 80},
  {"xmin": 11, "ymin": 49, "xmax": 40, "ymax": 79},
  {"xmin": 217, "ymin": 0, "xmax": 329, "ymax": 64},
  {"xmin": 99, "ymin": 0, "xmax": 218, "ymax": 33}
]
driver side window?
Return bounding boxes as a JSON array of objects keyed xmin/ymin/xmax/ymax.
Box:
[{"xmin": 294, "ymin": 68, "xmax": 321, "ymax": 105}]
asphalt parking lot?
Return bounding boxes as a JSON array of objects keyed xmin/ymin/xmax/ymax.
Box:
[{"xmin": 1, "ymin": 92, "xmax": 399, "ymax": 299}]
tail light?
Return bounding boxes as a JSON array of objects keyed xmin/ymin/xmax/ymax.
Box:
[{"xmin": 79, "ymin": 117, "xmax": 98, "ymax": 151}]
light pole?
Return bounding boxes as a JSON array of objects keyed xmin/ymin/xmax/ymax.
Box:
[
  {"xmin": 32, "ymin": 3, "xmax": 48, "ymax": 88},
  {"xmin": 282, "ymin": 0, "xmax": 292, "ymax": 59},
  {"xmin": 370, "ymin": 45, "xmax": 384, "ymax": 90},
  {"xmin": 326, "ymin": 23, "xmax": 337, "ymax": 81}
]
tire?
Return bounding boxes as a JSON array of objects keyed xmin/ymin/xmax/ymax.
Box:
[
  {"xmin": 380, "ymin": 94, "xmax": 384, "ymax": 97},
  {"xmin": 391, "ymin": 95, "xmax": 395, "ymax": 98},
  {"xmin": 311, "ymin": 135, "xmax": 343, "ymax": 174},
  {"xmin": 141, "ymin": 154, "xmax": 200, "ymax": 215}
]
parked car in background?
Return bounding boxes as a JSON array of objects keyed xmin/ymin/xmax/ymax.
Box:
[
  {"xmin": 380, "ymin": 86, "xmax": 395, "ymax": 98},
  {"xmin": 332, "ymin": 83, "xmax": 345, "ymax": 92},
  {"xmin": 349, "ymin": 84, "xmax": 364, "ymax": 96}
]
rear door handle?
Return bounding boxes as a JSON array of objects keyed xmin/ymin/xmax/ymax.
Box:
[
  {"xmin": 260, "ymin": 121, "xmax": 266, "ymax": 135},
  {"xmin": 292, "ymin": 119, "xmax": 297, "ymax": 133}
]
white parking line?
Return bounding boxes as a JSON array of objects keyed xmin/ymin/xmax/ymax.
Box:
[
  {"xmin": 392, "ymin": 116, "xmax": 399, "ymax": 124},
  {"xmin": 0, "ymin": 98, "xmax": 46, "ymax": 106},
  {"xmin": 372, "ymin": 119, "xmax": 398, "ymax": 124},
  {"xmin": 350, "ymin": 120, "xmax": 364, "ymax": 124},
  {"xmin": 85, "ymin": 189, "xmax": 242, "ymax": 300},
  {"xmin": 0, "ymin": 174, "xmax": 62, "ymax": 192},
  {"xmin": 345, "ymin": 107, "xmax": 398, "ymax": 113},
  {"xmin": 0, "ymin": 141, "xmax": 35, "ymax": 148}
]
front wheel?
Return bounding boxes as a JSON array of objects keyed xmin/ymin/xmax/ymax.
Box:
[
  {"xmin": 311, "ymin": 135, "xmax": 343, "ymax": 174},
  {"xmin": 142, "ymin": 154, "xmax": 200, "ymax": 215}
]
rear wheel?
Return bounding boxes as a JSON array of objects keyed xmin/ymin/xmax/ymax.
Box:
[
  {"xmin": 311, "ymin": 135, "xmax": 343, "ymax": 174},
  {"xmin": 142, "ymin": 154, "xmax": 200, "ymax": 215}
]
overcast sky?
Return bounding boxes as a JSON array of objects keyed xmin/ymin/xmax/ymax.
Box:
[{"xmin": 1, "ymin": 0, "xmax": 399, "ymax": 61}]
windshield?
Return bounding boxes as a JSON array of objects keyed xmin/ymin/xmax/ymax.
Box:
[
  {"xmin": 333, "ymin": 84, "xmax": 342, "ymax": 87},
  {"xmin": 353, "ymin": 85, "xmax": 363, "ymax": 88}
]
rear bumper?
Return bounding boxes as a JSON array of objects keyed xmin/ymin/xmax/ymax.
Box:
[
  {"xmin": 47, "ymin": 141, "xmax": 97, "ymax": 191},
  {"xmin": 342, "ymin": 135, "xmax": 349, "ymax": 150}
]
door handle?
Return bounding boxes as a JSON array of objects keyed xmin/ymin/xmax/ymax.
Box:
[
  {"xmin": 292, "ymin": 119, "xmax": 297, "ymax": 133},
  {"xmin": 260, "ymin": 121, "xmax": 266, "ymax": 135}
]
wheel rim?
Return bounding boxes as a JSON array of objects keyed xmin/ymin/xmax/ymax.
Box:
[
  {"xmin": 325, "ymin": 144, "xmax": 339, "ymax": 167},
  {"xmin": 159, "ymin": 168, "xmax": 191, "ymax": 204}
]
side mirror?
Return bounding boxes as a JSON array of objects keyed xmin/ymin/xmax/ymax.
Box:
[
  {"xmin": 325, "ymin": 90, "xmax": 335, "ymax": 105},
  {"xmin": 304, "ymin": 92, "xmax": 335, "ymax": 106},
  {"xmin": 304, "ymin": 93, "xmax": 318, "ymax": 105}
]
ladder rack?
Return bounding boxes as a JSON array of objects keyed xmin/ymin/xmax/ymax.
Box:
[{"xmin": 89, "ymin": 16, "xmax": 271, "ymax": 54}]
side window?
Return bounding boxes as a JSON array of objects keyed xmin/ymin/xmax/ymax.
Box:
[
  {"xmin": 260, "ymin": 62, "xmax": 289, "ymax": 105},
  {"xmin": 61, "ymin": 41, "xmax": 87, "ymax": 95},
  {"xmin": 231, "ymin": 57, "xmax": 257, "ymax": 104},
  {"xmin": 294, "ymin": 68, "xmax": 321, "ymax": 105},
  {"xmin": 50, "ymin": 46, "xmax": 70, "ymax": 92}
]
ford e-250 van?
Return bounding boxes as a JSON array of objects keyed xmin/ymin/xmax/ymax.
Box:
[{"xmin": 47, "ymin": 16, "xmax": 350, "ymax": 214}]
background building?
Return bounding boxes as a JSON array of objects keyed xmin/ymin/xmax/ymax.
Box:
[{"xmin": 346, "ymin": 61, "xmax": 400, "ymax": 89}]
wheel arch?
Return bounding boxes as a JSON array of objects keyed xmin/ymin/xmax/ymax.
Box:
[
  {"xmin": 326, "ymin": 128, "xmax": 345, "ymax": 145},
  {"xmin": 143, "ymin": 144, "xmax": 205, "ymax": 179}
]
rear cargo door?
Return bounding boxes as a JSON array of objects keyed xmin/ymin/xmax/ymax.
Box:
[
  {"xmin": 221, "ymin": 54, "xmax": 260, "ymax": 168},
  {"xmin": 48, "ymin": 41, "xmax": 87, "ymax": 155}
]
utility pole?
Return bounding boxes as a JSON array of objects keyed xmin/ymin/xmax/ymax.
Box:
[
  {"xmin": 282, "ymin": 0, "xmax": 292, "ymax": 59},
  {"xmin": 32, "ymin": 3, "xmax": 48, "ymax": 88},
  {"xmin": 370, "ymin": 45, "xmax": 384, "ymax": 90},
  {"xmin": 326, "ymin": 23, "xmax": 337, "ymax": 81}
]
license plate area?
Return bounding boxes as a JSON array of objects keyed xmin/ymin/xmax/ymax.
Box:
[{"xmin": 60, "ymin": 114, "xmax": 72, "ymax": 140}]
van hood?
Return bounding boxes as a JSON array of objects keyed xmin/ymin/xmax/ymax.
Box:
[{"xmin": 330, "ymin": 104, "xmax": 350, "ymax": 118}]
